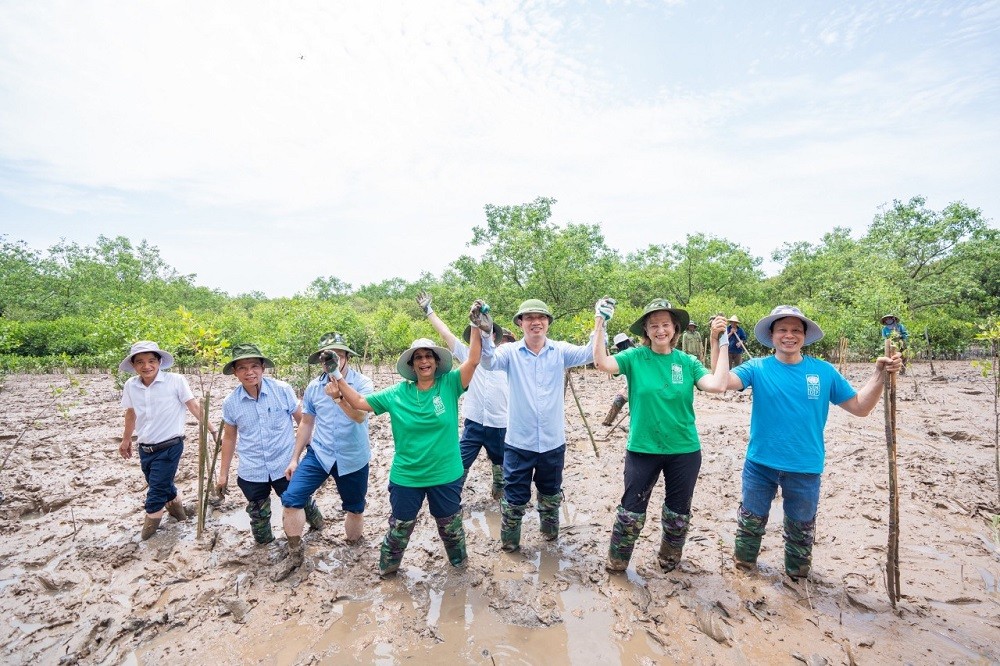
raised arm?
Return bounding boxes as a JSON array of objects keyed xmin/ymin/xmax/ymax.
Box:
[
  {"xmin": 838, "ymin": 352, "xmax": 902, "ymax": 416},
  {"xmin": 417, "ymin": 291, "xmax": 460, "ymax": 350},
  {"xmin": 331, "ymin": 368, "xmax": 374, "ymax": 413},
  {"xmin": 697, "ymin": 316, "xmax": 732, "ymax": 393},
  {"xmin": 592, "ymin": 298, "xmax": 618, "ymax": 374},
  {"xmin": 459, "ymin": 313, "xmax": 483, "ymax": 389}
]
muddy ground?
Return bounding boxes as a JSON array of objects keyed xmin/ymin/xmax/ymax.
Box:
[{"xmin": 1, "ymin": 360, "xmax": 998, "ymax": 665}]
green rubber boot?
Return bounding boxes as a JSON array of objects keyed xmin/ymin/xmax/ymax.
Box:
[
  {"xmin": 537, "ymin": 493, "xmax": 562, "ymax": 541},
  {"xmin": 607, "ymin": 505, "xmax": 646, "ymax": 572},
  {"xmin": 378, "ymin": 517, "xmax": 417, "ymax": 577},
  {"xmin": 247, "ymin": 498, "xmax": 274, "ymax": 545},
  {"xmin": 491, "ymin": 464, "xmax": 505, "ymax": 501},
  {"xmin": 657, "ymin": 504, "xmax": 691, "ymax": 571},
  {"xmin": 783, "ymin": 516, "xmax": 815, "ymax": 580},
  {"xmin": 500, "ymin": 497, "xmax": 528, "ymax": 552},
  {"xmin": 435, "ymin": 512, "xmax": 468, "ymax": 567},
  {"xmin": 734, "ymin": 504, "xmax": 768, "ymax": 571},
  {"xmin": 304, "ymin": 499, "xmax": 324, "ymax": 531}
]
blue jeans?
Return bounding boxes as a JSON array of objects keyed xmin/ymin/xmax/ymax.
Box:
[
  {"xmin": 503, "ymin": 445, "xmax": 565, "ymax": 506},
  {"xmin": 460, "ymin": 419, "xmax": 506, "ymax": 468},
  {"xmin": 388, "ymin": 477, "xmax": 463, "ymax": 520},
  {"xmin": 741, "ymin": 459, "xmax": 820, "ymax": 522},
  {"xmin": 139, "ymin": 441, "xmax": 183, "ymax": 514},
  {"xmin": 282, "ymin": 447, "xmax": 369, "ymax": 514}
]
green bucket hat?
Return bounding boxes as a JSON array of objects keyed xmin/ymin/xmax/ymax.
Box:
[
  {"xmin": 462, "ymin": 323, "xmax": 510, "ymax": 345},
  {"xmin": 513, "ymin": 299, "xmax": 553, "ymax": 326},
  {"xmin": 223, "ymin": 343, "xmax": 275, "ymax": 375},
  {"xmin": 629, "ymin": 299, "xmax": 690, "ymax": 338},
  {"xmin": 307, "ymin": 332, "xmax": 358, "ymax": 363}
]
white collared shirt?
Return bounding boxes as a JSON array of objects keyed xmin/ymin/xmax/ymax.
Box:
[
  {"xmin": 451, "ymin": 340, "xmax": 508, "ymax": 428},
  {"xmin": 121, "ymin": 371, "xmax": 195, "ymax": 444}
]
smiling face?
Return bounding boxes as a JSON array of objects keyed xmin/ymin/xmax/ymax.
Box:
[
  {"xmin": 233, "ymin": 358, "xmax": 265, "ymax": 391},
  {"xmin": 517, "ymin": 312, "xmax": 550, "ymax": 343},
  {"xmin": 771, "ymin": 316, "xmax": 806, "ymax": 359},
  {"xmin": 409, "ymin": 348, "xmax": 439, "ymax": 382},
  {"xmin": 131, "ymin": 352, "xmax": 161, "ymax": 385},
  {"xmin": 643, "ymin": 311, "xmax": 679, "ymax": 351}
]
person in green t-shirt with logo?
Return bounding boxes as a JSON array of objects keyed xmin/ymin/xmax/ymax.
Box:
[
  {"xmin": 332, "ymin": 301, "xmax": 489, "ymax": 577},
  {"xmin": 593, "ymin": 298, "xmax": 731, "ymax": 573}
]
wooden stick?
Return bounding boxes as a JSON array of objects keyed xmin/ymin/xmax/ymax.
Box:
[
  {"xmin": 566, "ymin": 370, "xmax": 600, "ymax": 458},
  {"xmin": 924, "ymin": 327, "xmax": 936, "ymax": 377},
  {"xmin": 197, "ymin": 394, "xmax": 209, "ymax": 539},
  {"xmin": 883, "ymin": 339, "xmax": 901, "ymax": 606}
]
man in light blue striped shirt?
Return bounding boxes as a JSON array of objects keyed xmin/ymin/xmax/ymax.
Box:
[{"xmin": 479, "ymin": 298, "xmax": 595, "ymax": 552}]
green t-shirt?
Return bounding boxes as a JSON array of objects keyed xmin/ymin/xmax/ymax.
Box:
[
  {"xmin": 366, "ymin": 369, "xmax": 465, "ymax": 486},
  {"xmin": 614, "ymin": 346, "xmax": 709, "ymax": 455}
]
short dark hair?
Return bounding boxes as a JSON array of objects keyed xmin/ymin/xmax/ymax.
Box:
[
  {"xmin": 407, "ymin": 350, "xmax": 440, "ymax": 367},
  {"xmin": 769, "ymin": 317, "xmax": 808, "ymax": 334},
  {"xmin": 131, "ymin": 351, "xmax": 162, "ymax": 364}
]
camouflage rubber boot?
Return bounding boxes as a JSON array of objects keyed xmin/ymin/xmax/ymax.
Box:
[
  {"xmin": 141, "ymin": 515, "xmax": 162, "ymax": 541},
  {"xmin": 165, "ymin": 497, "xmax": 187, "ymax": 522},
  {"xmin": 304, "ymin": 500, "xmax": 324, "ymax": 531},
  {"xmin": 537, "ymin": 493, "xmax": 562, "ymax": 541},
  {"xmin": 657, "ymin": 505, "xmax": 691, "ymax": 571},
  {"xmin": 247, "ymin": 498, "xmax": 274, "ymax": 545},
  {"xmin": 606, "ymin": 505, "xmax": 647, "ymax": 572},
  {"xmin": 602, "ymin": 395, "xmax": 627, "ymax": 427},
  {"xmin": 500, "ymin": 497, "xmax": 529, "ymax": 552},
  {"xmin": 733, "ymin": 504, "xmax": 768, "ymax": 571},
  {"xmin": 490, "ymin": 464, "xmax": 505, "ymax": 501},
  {"xmin": 378, "ymin": 517, "xmax": 417, "ymax": 577},
  {"xmin": 435, "ymin": 513, "xmax": 468, "ymax": 567},
  {"xmin": 783, "ymin": 516, "xmax": 816, "ymax": 580}
]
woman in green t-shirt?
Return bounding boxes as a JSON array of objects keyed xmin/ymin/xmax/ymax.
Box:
[
  {"xmin": 592, "ymin": 298, "xmax": 731, "ymax": 572},
  {"xmin": 333, "ymin": 304, "xmax": 488, "ymax": 576}
]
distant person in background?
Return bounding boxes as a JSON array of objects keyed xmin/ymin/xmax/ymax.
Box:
[
  {"xmin": 727, "ymin": 316, "xmax": 749, "ymax": 368},
  {"xmin": 601, "ymin": 332, "xmax": 634, "ymax": 427},
  {"xmin": 681, "ymin": 322, "xmax": 705, "ymax": 365},
  {"xmin": 881, "ymin": 314, "xmax": 910, "ymax": 374},
  {"xmin": 118, "ymin": 341, "xmax": 213, "ymax": 540}
]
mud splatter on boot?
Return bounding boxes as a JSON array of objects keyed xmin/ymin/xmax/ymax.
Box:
[
  {"xmin": 602, "ymin": 395, "xmax": 627, "ymax": 427},
  {"xmin": 783, "ymin": 516, "xmax": 815, "ymax": 579},
  {"xmin": 379, "ymin": 517, "xmax": 417, "ymax": 576},
  {"xmin": 304, "ymin": 500, "xmax": 324, "ymax": 531},
  {"xmin": 657, "ymin": 505, "xmax": 691, "ymax": 571},
  {"xmin": 734, "ymin": 504, "xmax": 768, "ymax": 571},
  {"xmin": 272, "ymin": 535, "xmax": 305, "ymax": 582},
  {"xmin": 607, "ymin": 505, "xmax": 646, "ymax": 572},
  {"xmin": 537, "ymin": 493, "xmax": 562, "ymax": 541},
  {"xmin": 491, "ymin": 464, "xmax": 505, "ymax": 501},
  {"xmin": 247, "ymin": 498, "xmax": 274, "ymax": 545},
  {"xmin": 165, "ymin": 497, "xmax": 187, "ymax": 522},
  {"xmin": 435, "ymin": 513, "xmax": 467, "ymax": 567},
  {"xmin": 500, "ymin": 498, "xmax": 528, "ymax": 552},
  {"xmin": 141, "ymin": 515, "xmax": 161, "ymax": 541}
]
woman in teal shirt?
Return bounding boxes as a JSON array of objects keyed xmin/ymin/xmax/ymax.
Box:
[{"xmin": 593, "ymin": 298, "xmax": 730, "ymax": 572}]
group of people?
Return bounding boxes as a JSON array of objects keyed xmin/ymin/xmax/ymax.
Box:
[{"xmin": 117, "ymin": 297, "xmax": 900, "ymax": 581}]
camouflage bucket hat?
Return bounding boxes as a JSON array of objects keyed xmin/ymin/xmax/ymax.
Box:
[
  {"xmin": 223, "ymin": 343, "xmax": 275, "ymax": 375},
  {"xmin": 629, "ymin": 299, "xmax": 690, "ymax": 337},
  {"xmin": 307, "ymin": 332, "xmax": 358, "ymax": 363}
]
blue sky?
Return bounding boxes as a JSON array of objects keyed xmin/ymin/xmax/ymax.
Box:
[{"xmin": 1, "ymin": 1, "xmax": 997, "ymax": 297}]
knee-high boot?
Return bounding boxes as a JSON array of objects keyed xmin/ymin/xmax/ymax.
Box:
[
  {"xmin": 657, "ymin": 504, "xmax": 691, "ymax": 571},
  {"xmin": 378, "ymin": 516, "xmax": 417, "ymax": 577},
  {"xmin": 435, "ymin": 513, "xmax": 468, "ymax": 567},
  {"xmin": 783, "ymin": 516, "xmax": 815, "ymax": 579},
  {"xmin": 500, "ymin": 497, "xmax": 528, "ymax": 552},
  {"xmin": 733, "ymin": 504, "xmax": 769, "ymax": 570},
  {"xmin": 606, "ymin": 505, "xmax": 646, "ymax": 572}
]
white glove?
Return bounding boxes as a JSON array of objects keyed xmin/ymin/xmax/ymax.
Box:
[
  {"xmin": 469, "ymin": 299, "xmax": 493, "ymax": 333},
  {"xmin": 595, "ymin": 297, "xmax": 616, "ymax": 322},
  {"xmin": 416, "ymin": 291, "xmax": 433, "ymax": 316}
]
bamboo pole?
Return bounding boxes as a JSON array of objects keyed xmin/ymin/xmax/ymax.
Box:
[
  {"xmin": 204, "ymin": 418, "xmax": 225, "ymax": 504},
  {"xmin": 196, "ymin": 394, "xmax": 209, "ymax": 539},
  {"xmin": 883, "ymin": 339, "xmax": 901, "ymax": 606},
  {"xmin": 566, "ymin": 370, "xmax": 600, "ymax": 458}
]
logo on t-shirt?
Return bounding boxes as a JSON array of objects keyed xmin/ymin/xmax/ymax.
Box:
[
  {"xmin": 432, "ymin": 395, "xmax": 446, "ymax": 416},
  {"xmin": 671, "ymin": 365, "xmax": 683, "ymax": 384},
  {"xmin": 806, "ymin": 374, "xmax": 820, "ymax": 399}
]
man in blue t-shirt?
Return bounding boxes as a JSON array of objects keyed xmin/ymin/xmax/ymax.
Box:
[{"xmin": 719, "ymin": 305, "xmax": 901, "ymax": 579}]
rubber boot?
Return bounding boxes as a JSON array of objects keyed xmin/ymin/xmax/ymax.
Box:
[
  {"xmin": 606, "ymin": 505, "xmax": 646, "ymax": 572},
  {"xmin": 734, "ymin": 504, "xmax": 768, "ymax": 571},
  {"xmin": 165, "ymin": 497, "xmax": 187, "ymax": 522},
  {"xmin": 657, "ymin": 505, "xmax": 691, "ymax": 571},
  {"xmin": 602, "ymin": 395, "xmax": 626, "ymax": 427},
  {"xmin": 783, "ymin": 516, "xmax": 816, "ymax": 579},
  {"xmin": 141, "ymin": 515, "xmax": 161, "ymax": 540},
  {"xmin": 272, "ymin": 535, "xmax": 305, "ymax": 582},
  {"xmin": 491, "ymin": 464, "xmax": 505, "ymax": 501},
  {"xmin": 537, "ymin": 493, "xmax": 562, "ymax": 541},
  {"xmin": 500, "ymin": 497, "xmax": 528, "ymax": 552},
  {"xmin": 435, "ymin": 513, "xmax": 468, "ymax": 567},
  {"xmin": 247, "ymin": 498, "xmax": 274, "ymax": 544},
  {"xmin": 304, "ymin": 499, "xmax": 324, "ymax": 531},
  {"xmin": 378, "ymin": 517, "xmax": 417, "ymax": 576}
]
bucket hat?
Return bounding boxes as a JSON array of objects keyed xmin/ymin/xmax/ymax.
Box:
[
  {"xmin": 629, "ymin": 299, "xmax": 690, "ymax": 337},
  {"xmin": 880, "ymin": 314, "xmax": 898, "ymax": 324},
  {"xmin": 223, "ymin": 343, "xmax": 275, "ymax": 375},
  {"xmin": 119, "ymin": 341, "xmax": 174, "ymax": 374},
  {"xmin": 513, "ymin": 299, "xmax": 553, "ymax": 325},
  {"xmin": 307, "ymin": 332, "xmax": 358, "ymax": 363},
  {"xmin": 612, "ymin": 333, "xmax": 634, "ymax": 351},
  {"xmin": 396, "ymin": 338, "xmax": 453, "ymax": 381},
  {"xmin": 462, "ymin": 323, "xmax": 508, "ymax": 345},
  {"xmin": 754, "ymin": 305, "xmax": 824, "ymax": 348},
  {"xmin": 727, "ymin": 315, "xmax": 741, "ymax": 324}
]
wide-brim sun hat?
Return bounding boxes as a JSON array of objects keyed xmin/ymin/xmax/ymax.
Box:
[
  {"xmin": 880, "ymin": 314, "xmax": 897, "ymax": 324},
  {"xmin": 119, "ymin": 341, "xmax": 175, "ymax": 374},
  {"xmin": 513, "ymin": 299, "xmax": 553, "ymax": 325},
  {"xmin": 612, "ymin": 333, "xmax": 631, "ymax": 346},
  {"xmin": 754, "ymin": 305, "xmax": 824, "ymax": 348},
  {"xmin": 223, "ymin": 343, "xmax": 275, "ymax": 375},
  {"xmin": 396, "ymin": 338, "xmax": 453, "ymax": 381},
  {"xmin": 462, "ymin": 323, "xmax": 507, "ymax": 345},
  {"xmin": 629, "ymin": 299, "xmax": 690, "ymax": 338},
  {"xmin": 728, "ymin": 315, "xmax": 741, "ymax": 324},
  {"xmin": 307, "ymin": 332, "xmax": 358, "ymax": 363}
]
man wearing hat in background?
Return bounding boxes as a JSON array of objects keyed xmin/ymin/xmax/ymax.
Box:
[
  {"xmin": 681, "ymin": 321, "xmax": 705, "ymax": 365},
  {"xmin": 417, "ymin": 291, "xmax": 515, "ymax": 501},
  {"xmin": 277, "ymin": 333, "xmax": 374, "ymax": 578},
  {"xmin": 881, "ymin": 314, "xmax": 909, "ymax": 373},
  {"xmin": 726, "ymin": 316, "xmax": 749, "ymax": 368},
  {"xmin": 216, "ymin": 344, "xmax": 302, "ymax": 546},
  {"xmin": 718, "ymin": 305, "xmax": 901, "ymax": 580},
  {"xmin": 118, "ymin": 341, "xmax": 213, "ymax": 540},
  {"xmin": 601, "ymin": 332, "xmax": 634, "ymax": 427},
  {"xmin": 478, "ymin": 298, "xmax": 596, "ymax": 552}
]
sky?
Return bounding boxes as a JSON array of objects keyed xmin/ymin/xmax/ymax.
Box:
[{"xmin": 1, "ymin": 0, "xmax": 998, "ymax": 298}]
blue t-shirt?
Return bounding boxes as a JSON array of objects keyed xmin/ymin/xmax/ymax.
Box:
[{"xmin": 733, "ymin": 355, "xmax": 856, "ymax": 474}]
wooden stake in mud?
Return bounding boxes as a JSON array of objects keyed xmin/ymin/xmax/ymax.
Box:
[
  {"xmin": 883, "ymin": 339, "xmax": 901, "ymax": 606},
  {"xmin": 838, "ymin": 336, "xmax": 849, "ymax": 375},
  {"xmin": 196, "ymin": 394, "xmax": 210, "ymax": 539},
  {"xmin": 566, "ymin": 370, "xmax": 600, "ymax": 458},
  {"xmin": 924, "ymin": 327, "xmax": 936, "ymax": 377}
]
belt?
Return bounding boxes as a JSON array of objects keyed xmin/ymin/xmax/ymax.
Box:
[{"xmin": 139, "ymin": 436, "xmax": 184, "ymax": 455}]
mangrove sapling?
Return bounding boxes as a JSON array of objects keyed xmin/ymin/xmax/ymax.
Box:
[{"xmin": 972, "ymin": 319, "xmax": 1000, "ymax": 507}]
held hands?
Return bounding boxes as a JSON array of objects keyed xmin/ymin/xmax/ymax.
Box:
[
  {"xmin": 324, "ymin": 380, "xmax": 343, "ymax": 401},
  {"xmin": 469, "ymin": 299, "xmax": 493, "ymax": 333},
  {"xmin": 416, "ymin": 291, "xmax": 433, "ymax": 316},
  {"xmin": 595, "ymin": 297, "xmax": 616, "ymax": 324},
  {"xmin": 709, "ymin": 315, "xmax": 728, "ymax": 345}
]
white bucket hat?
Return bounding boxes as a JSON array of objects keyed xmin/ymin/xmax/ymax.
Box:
[
  {"xmin": 754, "ymin": 305, "xmax": 824, "ymax": 349},
  {"xmin": 119, "ymin": 341, "xmax": 175, "ymax": 373},
  {"xmin": 396, "ymin": 338, "xmax": 453, "ymax": 381}
]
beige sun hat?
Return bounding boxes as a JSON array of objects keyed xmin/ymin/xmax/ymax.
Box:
[
  {"xmin": 754, "ymin": 305, "xmax": 824, "ymax": 348},
  {"xmin": 396, "ymin": 338, "xmax": 453, "ymax": 381},
  {"xmin": 119, "ymin": 341, "xmax": 174, "ymax": 374}
]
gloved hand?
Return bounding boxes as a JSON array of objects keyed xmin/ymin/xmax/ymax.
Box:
[
  {"xmin": 416, "ymin": 291, "xmax": 433, "ymax": 316},
  {"xmin": 469, "ymin": 299, "xmax": 494, "ymax": 333},
  {"xmin": 595, "ymin": 297, "xmax": 616, "ymax": 322}
]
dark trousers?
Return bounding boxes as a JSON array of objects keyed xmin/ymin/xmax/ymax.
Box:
[
  {"xmin": 138, "ymin": 442, "xmax": 183, "ymax": 514},
  {"xmin": 503, "ymin": 445, "xmax": 565, "ymax": 505},
  {"xmin": 620, "ymin": 449, "xmax": 702, "ymax": 515},
  {"xmin": 460, "ymin": 419, "xmax": 506, "ymax": 468}
]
